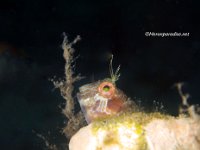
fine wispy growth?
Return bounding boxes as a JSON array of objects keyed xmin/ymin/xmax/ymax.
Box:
[
  {"xmin": 175, "ymin": 82, "xmax": 200, "ymax": 120},
  {"xmin": 51, "ymin": 33, "xmax": 85, "ymax": 138},
  {"xmin": 109, "ymin": 54, "xmax": 121, "ymax": 83}
]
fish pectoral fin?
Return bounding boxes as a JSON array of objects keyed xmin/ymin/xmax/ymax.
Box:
[
  {"xmin": 94, "ymin": 93, "xmax": 110, "ymax": 114},
  {"xmin": 96, "ymin": 99, "xmax": 110, "ymax": 114}
]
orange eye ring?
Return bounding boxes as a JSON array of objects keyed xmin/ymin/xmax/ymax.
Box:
[{"xmin": 98, "ymin": 81, "xmax": 115, "ymax": 98}]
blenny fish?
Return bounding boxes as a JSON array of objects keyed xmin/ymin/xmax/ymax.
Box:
[{"xmin": 77, "ymin": 55, "xmax": 136, "ymax": 123}]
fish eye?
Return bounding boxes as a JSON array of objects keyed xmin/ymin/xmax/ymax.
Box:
[
  {"xmin": 103, "ymin": 85, "xmax": 110, "ymax": 92},
  {"xmin": 98, "ymin": 81, "xmax": 115, "ymax": 98}
]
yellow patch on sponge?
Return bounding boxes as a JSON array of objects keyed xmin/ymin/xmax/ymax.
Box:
[{"xmin": 92, "ymin": 112, "xmax": 173, "ymax": 150}]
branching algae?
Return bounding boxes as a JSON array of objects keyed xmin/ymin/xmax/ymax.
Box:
[
  {"xmin": 52, "ymin": 33, "xmax": 85, "ymax": 138},
  {"xmin": 53, "ymin": 34, "xmax": 200, "ymax": 150}
]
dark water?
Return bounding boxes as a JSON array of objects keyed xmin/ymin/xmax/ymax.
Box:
[{"xmin": 0, "ymin": 0, "xmax": 200, "ymax": 149}]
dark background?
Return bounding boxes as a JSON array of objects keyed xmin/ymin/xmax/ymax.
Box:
[{"xmin": 0, "ymin": 0, "xmax": 200, "ymax": 150}]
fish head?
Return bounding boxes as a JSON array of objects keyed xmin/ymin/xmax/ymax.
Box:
[{"xmin": 77, "ymin": 79, "xmax": 129, "ymax": 123}]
